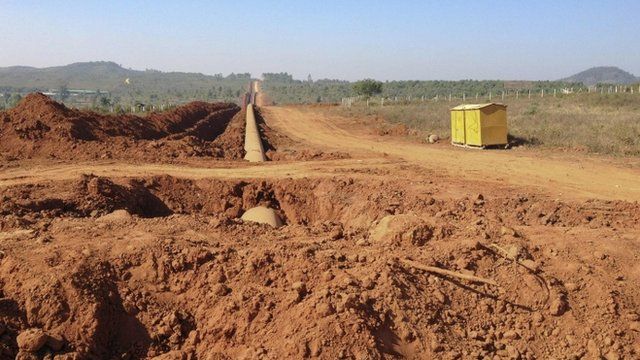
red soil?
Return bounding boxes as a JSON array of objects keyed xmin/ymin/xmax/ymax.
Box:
[
  {"xmin": 0, "ymin": 94, "xmax": 345, "ymax": 163},
  {"xmin": 0, "ymin": 93, "xmax": 242, "ymax": 161},
  {"xmin": 0, "ymin": 175, "xmax": 639, "ymax": 359}
]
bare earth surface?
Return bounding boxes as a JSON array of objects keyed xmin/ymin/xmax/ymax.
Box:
[
  {"xmin": 263, "ymin": 107, "xmax": 640, "ymax": 202},
  {"xmin": 0, "ymin": 100, "xmax": 639, "ymax": 359}
]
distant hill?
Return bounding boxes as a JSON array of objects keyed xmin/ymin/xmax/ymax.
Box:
[
  {"xmin": 0, "ymin": 62, "xmax": 132, "ymax": 90},
  {"xmin": 0, "ymin": 61, "xmax": 600, "ymax": 107},
  {"xmin": 562, "ymin": 66, "xmax": 638, "ymax": 85},
  {"xmin": 0, "ymin": 61, "xmax": 251, "ymax": 104}
]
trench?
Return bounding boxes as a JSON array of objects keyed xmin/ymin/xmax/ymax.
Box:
[
  {"xmin": 0, "ymin": 175, "xmax": 392, "ymax": 230},
  {"xmin": 100, "ymin": 176, "xmax": 385, "ymax": 228},
  {"xmin": 1, "ymin": 174, "xmax": 638, "ymax": 233}
]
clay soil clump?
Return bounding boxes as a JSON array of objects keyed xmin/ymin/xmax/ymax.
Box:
[{"xmin": 0, "ymin": 174, "xmax": 639, "ymax": 359}]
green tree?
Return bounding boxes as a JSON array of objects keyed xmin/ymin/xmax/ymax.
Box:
[
  {"xmin": 7, "ymin": 93, "xmax": 22, "ymax": 108},
  {"xmin": 353, "ymin": 79, "xmax": 383, "ymax": 98},
  {"xmin": 99, "ymin": 96, "xmax": 112, "ymax": 108},
  {"xmin": 58, "ymin": 85, "xmax": 70, "ymax": 102}
]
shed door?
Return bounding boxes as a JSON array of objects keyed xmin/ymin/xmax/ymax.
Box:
[
  {"xmin": 451, "ymin": 111, "xmax": 465, "ymax": 144},
  {"xmin": 465, "ymin": 110, "xmax": 481, "ymax": 146}
]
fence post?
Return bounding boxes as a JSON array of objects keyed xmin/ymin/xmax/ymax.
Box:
[
  {"xmin": 501, "ymin": 91, "xmax": 504, "ymax": 101},
  {"xmin": 489, "ymin": 91, "xmax": 492, "ymax": 101},
  {"xmin": 553, "ymin": 89, "xmax": 556, "ymax": 98},
  {"xmin": 463, "ymin": 93, "xmax": 466, "ymax": 101},
  {"xmin": 516, "ymin": 91, "xmax": 519, "ymax": 99},
  {"xmin": 381, "ymin": 97, "xmax": 384, "ymax": 107},
  {"xmin": 541, "ymin": 89, "xmax": 544, "ymax": 98}
]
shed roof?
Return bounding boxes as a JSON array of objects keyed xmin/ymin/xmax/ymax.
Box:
[{"xmin": 450, "ymin": 103, "xmax": 507, "ymax": 111}]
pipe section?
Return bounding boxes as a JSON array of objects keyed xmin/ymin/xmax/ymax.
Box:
[
  {"xmin": 241, "ymin": 206, "xmax": 283, "ymax": 228},
  {"xmin": 244, "ymin": 104, "xmax": 266, "ymax": 162}
]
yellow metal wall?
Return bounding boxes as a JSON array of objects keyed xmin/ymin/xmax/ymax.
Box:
[
  {"xmin": 479, "ymin": 106, "xmax": 507, "ymax": 145},
  {"xmin": 450, "ymin": 110, "xmax": 466, "ymax": 144},
  {"xmin": 464, "ymin": 110, "xmax": 482, "ymax": 146}
]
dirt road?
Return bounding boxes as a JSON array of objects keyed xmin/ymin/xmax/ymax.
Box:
[
  {"xmin": 263, "ymin": 106, "xmax": 640, "ymax": 201},
  {"xmin": 3, "ymin": 105, "xmax": 638, "ymax": 202},
  {"xmin": 0, "ymin": 158, "xmax": 395, "ymax": 187}
]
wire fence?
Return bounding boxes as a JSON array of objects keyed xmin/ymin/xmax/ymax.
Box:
[{"xmin": 341, "ymin": 84, "xmax": 640, "ymax": 107}]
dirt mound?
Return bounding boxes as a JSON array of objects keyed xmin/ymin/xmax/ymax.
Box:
[
  {"xmin": 0, "ymin": 94, "xmax": 346, "ymax": 162},
  {"xmin": 0, "ymin": 93, "xmax": 241, "ymax": 161},
  {"xmin": 210, "ymin": 109, "xmax": 246, "ymax": 159},
  {"xmin": 0, "ymin": 175, "xmax": 639, "ymax": 359},
  {"xmin": 5, "ymin": 93, "xmax": 238, "ymax": 141},
  {"xmin": 376, "ymin": 123, "xmax": 410, "ymax": 136}
]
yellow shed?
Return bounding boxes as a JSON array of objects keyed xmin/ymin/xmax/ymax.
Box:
[{"xmin": 450, "ymin": 103, "xmax": 508, "ymax": 147}]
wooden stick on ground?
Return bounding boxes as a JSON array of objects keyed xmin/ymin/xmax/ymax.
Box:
[
  {"xmin": 402, "ymin": 259, "xmax": 499, "ymax": 287},
  {"xmin": 487, "ymin": 243, "xmax": 550, "ymax": 307},
  {"xmin": 488, "ymin": 243, "xmax": 537, "ymax": 272}
]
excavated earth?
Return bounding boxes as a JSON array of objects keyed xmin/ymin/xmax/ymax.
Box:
[
  {"xmin": 0, "ymin": 175, "xmax": 639, "ymax": 359},
  {"xmin": 0, "ymin": 94, "xmax": 346, "ymax": 162},
  {"xmin": 0, "ymin": 95, "xmax": 639, "ymax": 360}
]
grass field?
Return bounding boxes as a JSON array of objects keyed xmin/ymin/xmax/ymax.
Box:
[{"xmin": 333, "ymin": 93, "xmax": 640, "ymax": 156}]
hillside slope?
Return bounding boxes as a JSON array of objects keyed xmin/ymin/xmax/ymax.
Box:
[
  {"xmin": 562, "ymin": 66, "xmax": 638, "ymax": 85},
  {"xmin": 0, "ymin": 61, "xmax": 251, "ymax": 99}
]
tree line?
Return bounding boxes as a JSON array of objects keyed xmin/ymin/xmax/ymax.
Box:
[{"xmin": 260, "ymin": 73, "xmax": 586, "ymax": 105}]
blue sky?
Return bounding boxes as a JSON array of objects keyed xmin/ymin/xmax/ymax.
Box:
[{"xmin": 1, "ymin": 1, "xmax": 639, "ymax": 81}]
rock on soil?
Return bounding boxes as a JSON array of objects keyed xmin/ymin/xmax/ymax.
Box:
[
  {"xmin": 96, "ymin": 209, "xmax": 133, "ymax": 223},
  {"xmin": 369, "ymin": 213, "xmax": 433, "ymax": 246},
  {"xmin": 16, "ymin": 328, "xmax": 48, "ymax": 352}
]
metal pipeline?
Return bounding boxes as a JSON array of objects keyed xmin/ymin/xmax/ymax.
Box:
[{"xmin": 244, "ymin": 104, "xmax": 266, "ymax": 162}]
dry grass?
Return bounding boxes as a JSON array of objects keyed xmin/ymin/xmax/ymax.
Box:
[{"xmin": 332, "ymin": 94, "xmax": 640, "ymax": 156}]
